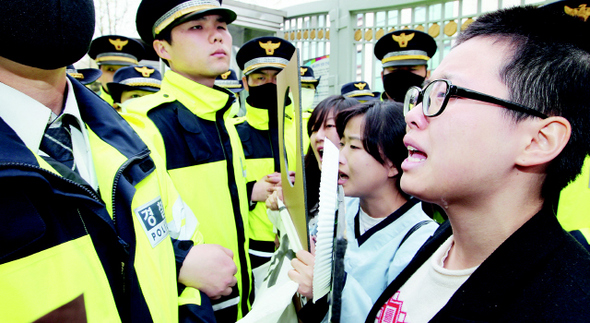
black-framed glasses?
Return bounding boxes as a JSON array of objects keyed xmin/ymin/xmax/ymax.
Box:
[{"xmin": 403, "ymin": 79, "xmax": 548, "ymax": 119}]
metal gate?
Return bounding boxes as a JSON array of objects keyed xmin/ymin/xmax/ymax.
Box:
[{"xmin": 281, "ymin": 0, "xmax": 549, "ymax": 98}]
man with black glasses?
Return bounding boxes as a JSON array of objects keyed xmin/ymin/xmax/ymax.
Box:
[{"xmin": 366, "ymin": 5, "xmax": 590, "ymax": 322}]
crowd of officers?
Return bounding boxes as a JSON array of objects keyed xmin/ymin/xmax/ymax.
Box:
[{"xmin": 0, "ymin": 0, "xmax": 589, "ymax": 322}]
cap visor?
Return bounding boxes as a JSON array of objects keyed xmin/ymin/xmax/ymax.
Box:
[{"xmin": 174, "ymin": 7, "xmax": 237, "ymax": 28}]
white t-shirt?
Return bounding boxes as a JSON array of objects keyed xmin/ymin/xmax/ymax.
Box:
[
  {"xmin": 358, "ymin": 206, "xmax": 386, "ymax": 234},
  {"xmin": 375, "ymin": 236, "xmax": 478, "ymax": 323}
]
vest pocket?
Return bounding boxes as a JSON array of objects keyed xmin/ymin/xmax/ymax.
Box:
[{"xmin": 177, "ymin": 107, "xmax": 213, "ymax": 164}]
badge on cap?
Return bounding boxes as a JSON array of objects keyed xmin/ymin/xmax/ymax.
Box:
[
  {"xmin": 135, "ymin": 66, "xmax": 155, "ymax": 77},
  {"xmin": 354, "ymin": 83, "xmax": 367, "ymax": 90},
  {"xmin": 220, "ymin": 70, "xmax": 231, "ymax": 79},
  {"xmin": 392, "ymin": 33, "xmax": 415, "ymax": 48},
  {"xmin": 300, "ymin": 67, "xmax": 308, "ymax": 76},
  {"xmin": 565, "ymin": 4, "xmax": 590, "ymax": 21},
  {"xmin": 109, "ymin": 38, "xmax": 129, "ymax": 51},
  {"xmin": 260, "ymin": 41, "xmax": 281, "ymax": 55}
]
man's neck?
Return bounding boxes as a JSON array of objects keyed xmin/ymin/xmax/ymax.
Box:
[
  {"xmin": 443, "ymin": 183, "xmax": 544, "ymax": 270},
  {"xmin": 172, "ymin": 69, "xmax": 215, "ymax": 88},
  {"xmin": 0, "ymin": 57, "xmax": 67, "ymax": 115}
]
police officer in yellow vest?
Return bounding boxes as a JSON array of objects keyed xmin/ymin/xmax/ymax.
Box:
[
  {"xmin": 374, "ymin": 29, "xmax": 437, "ymax": 102},
  {"xmin": 107, "ymin": 65, "xmax": 163, "ymax": 113},
  {"xmin": 88, "ymin": 35, "xmax": 146, "ymax": 106},
  {"xmin": 0, "ymin": 0, "xmax": 222, "ymax": 321},
  {"xmin": 300, "ymin": 66, "xmax": 320, "ymax": 112},
  {"xmin": 234, "ymin": 37, "xmax": 299, "ymax": 270},
  {"xmin": 542, "ymin": 0, "xmax": 590, "ymax": 251},
  {"xmin": 131, "ymin": 0, "xmax": 252, "ymax": 321}
]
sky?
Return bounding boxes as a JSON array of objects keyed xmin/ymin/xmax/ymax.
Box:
[{"xmin": 93, "ymin": 0, "xmax": 316, "ymax": 39}]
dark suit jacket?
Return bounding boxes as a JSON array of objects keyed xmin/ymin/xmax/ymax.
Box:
[{"xmin": 366, "ymin": 205, "xmax": 590, "ymax": 322}]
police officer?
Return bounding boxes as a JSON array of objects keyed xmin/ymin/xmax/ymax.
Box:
[
  {"xmin": 215, "ymin": 69, "xmax": 245, "ymax": 117},
  {"xmin": 340, "ymin": 81, "xmax": 381, "ymax": 102},
  {"xmin": 0, "ymin": 0, "xmax": 215, "ymax": 321},
  {"xmin": 234, "ymin": 36, "xmax": 298, "ymax": 271},
  {"xmin": 300, "ymin": 66, "xmax": 320, "ymax": 112},
  {"xmin": 374, "ymin": 29, "xmax": 437, "ymax": 102},
  {"xmin": 132, "ymin": 0, "xmax": 252, "ymax": 321},
  {"xmin": 88, "ymin": 35, "xmax": 146, "ymax": 106},
  {"xmin": 107, "ymin": 65, "xmax": 162, "ymax": 112},
  {"xmin": 301, "ymin": 66, "xmax": 321, "ymax": 152}
]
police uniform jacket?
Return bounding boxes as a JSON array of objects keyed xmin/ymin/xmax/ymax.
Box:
[
  {"xmin": 0, "ymin": 77, "xmax": 191, "ymax": 322},
  {"xmin": 366, "ymin": 204, "xmax": 590, "ymax": 322},
  {"xmin": 123, "ymin": 70, "xmax": 252, "ymax": 321},
  {"xmin": 233, "ymin": 100, "xmax": 298, "ymax": 265}
]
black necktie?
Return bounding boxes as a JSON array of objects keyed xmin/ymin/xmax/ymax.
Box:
[{"xmin": 40, "ymin": 115, "xmax": 77, "ymax": 173}]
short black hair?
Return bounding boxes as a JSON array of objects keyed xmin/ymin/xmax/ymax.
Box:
[
  {"xmin": 335, "ymin": 101, "xmax": 408, "ymax": 197},
  {"xmin": 457, "ymin": 5, "xmax": 590, "ymax": 197}
]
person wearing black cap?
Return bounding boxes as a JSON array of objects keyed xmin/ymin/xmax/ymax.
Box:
[
  {"xmin": 301, "ymin": 66, "xmax": 321, "ymax": 149},
  {"xmin": 234, "ymin": 36, "xmax": 299, "ymax": 272},
  {"xmin": 130, "ymin": 0, "xmax": 253, "ymax": 321},
  {"xmin": 0, "ymin": 0, "xmax": 207, "ymax": 321},
  {"xmin": 107, "ymin": 65, "xmax": 162, "ymax": 113},
  {"xmin": 215, "ymin": 69, "xmax": 245, "ymax": 117},
  {"xmin": 340, "ymin": 81, "xmax": 381, "ymax": 103},
  {"xmin": 374, "ymin": 29, "xmax": 437, "ymax": 102},
  {"xmin": 300, "ymin": 66, "xmax": 321, "ymax": 112},
  {"xmin": 67, "ymin": 65, "xmax": 102, "ymax": 86},
  {"xmin": 88, "ymin": 35, "xmax": 146, "ymax": 106}
]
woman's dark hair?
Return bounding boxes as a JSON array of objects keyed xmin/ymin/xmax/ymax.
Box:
[
  {"xmin": 305, "ymin": 95, "xmax": 358, "ymax": 208},
  {"xmin": 335, "ymin": 100, "xmax": 409, "ymax": 197}
]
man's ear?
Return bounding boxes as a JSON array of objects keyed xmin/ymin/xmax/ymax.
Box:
[
  {"xmin": 242, "ymin": 76, "xmax": 249, "ymax": 91},
  {"xmin": 516, "ymin": 116, "xmax": 571, "ymax": 167},
  {"xmin": 153, "ymin": 40, "xmax": 171, "ymax": 61}
]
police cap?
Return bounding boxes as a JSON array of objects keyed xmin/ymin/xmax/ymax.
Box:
[
  {"xmin": 340, "ymin": 81, "xmax": 380, "ymax": 101},
  {"xmin": 67, "ymin": 65, "xmax": 102, "ymax": 85},
  {"xmin": 106, "ymin": 65, "xmax": 162, "ymax": 103},
  {"xmin": 136, "ymin": 0, "xmax": 237, "ymax": 44},
  {"xmin": 300, "ymin": 66, "xmax": 320, "ymax": 88},
  {"xmin": 542, "ymin": 0, "xmax": 590, "ymax": 22},
  {"xmin": 374, "ymin": 29, "xmax": 437, "ymax": 68},
  {"xmin": 236, "ymin": 36, "xmax": 296, "ymax": 76},
  {"xmin": 89, "ymin": 35, "xmax": 146, "ymax": 66},
  {"xmin": 215, "ymin": 69, "xmax": 244, "ymax": 93}
]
